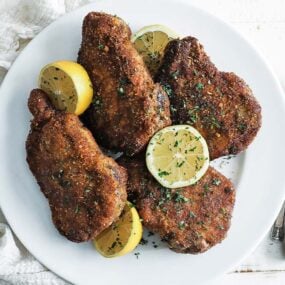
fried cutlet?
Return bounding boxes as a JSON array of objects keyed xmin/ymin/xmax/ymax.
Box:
[
  {"xmin": 26, "ymin": 89, "xmax": 127, "ymax": 242},
  {"xmin": 77, "ymin": 12, "xmax": 171, "ymax": 156},
  {"xmin": 156, "ymin": 36, "xmax": 262, "ymax": 159},
  {"xmin": 119, "ymin": 157, "xmax": 235, "ymax": 253}
]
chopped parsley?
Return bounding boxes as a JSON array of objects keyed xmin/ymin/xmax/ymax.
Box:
[
  {"xmin": 202, "ymin": 184, "xmax": 212, "ymax": 196},
  {"xmin": 203, "ymin": 184, "xmax": 210, "ymax": 191},
  {"xmin": 119, "ymin": 77, "xmax": 130, "ymax": 86},
  {"xmin": 157, "ymin": 187, "xmax": 172, "ymax": 208},
  {"xmin": 134, "ymin": 252, "xmax": 141, "ymax": 259},
  {"xmin": 60, "ymin": 180, "xmax": 71, "ymax": 188},
  {"xmin": 196, "ymin": 82, "xmax": 204, "ymax": 91},
  {"xmin": 212, "ymin": 178, "xmax": 221, "ymax": 186},
  {"xmin": 176, "ymin": 161, "xmax": 185, "ymax": 168},
  {"xmin": 56, "ymin": 169, "xmax": 64, "ymax": 179},
  {"xmin": 193, "ymin": 69, "xmax": 199, "ymax": 76},
  {"xmin": 188, "ymin": 106, "xmax": 200, "ymax": 124},
  {"xmin": 98, "ymin": 43, "xmax": 105, "ymax": 50},
  {"xmin": 171, "ymin": 70, "xmax": 180, "ymax": 80},
  {"xmin": 220, "ymin": 208, "xmax": 228, "ymax": 215},
  {"xmin": 237, "ymin": 122, "xmax": 247, "ymax": 133},
  {"xmin": 229, "ymin": 145, "xmax": 238, "ymax": 154},
  {"xmin": 178, "ymin": 221, "xmax": 186, "ymax": 230},
  {"xmin": 117, "ymin": 78, "xmax": 130, "ymax": 97},
  {"xmin": 189, "ymin": 146, "xmax": 197, "ymax": 152},
  {"xmin": 162, "ymin": 83, "xmax": 173, "ymax": 98},
  {"xmin": 117, "ymin": 87, "xmax": 125, "ymax": 96},
  {"xmin": 189, "ymin": 211, "xmax": 196, "ymax": 218},
  {"xmin": 203, "ymin": 115, "xmax": 221, "ymax": 129},
  {"xmin": 158, "ymin": 171, "xmax": 171, "ymax": 177},
  {"xmin": 173, "ymin": 192, "xmax": 189, "ymax": 203},
  {"xmin": 216, "ymin": 87, "xmax": 224, "ymax": 96},
  {"xmin": 92, "ymin": 97, "xmax": 102, "ymax": 109},
  {"xmin": 150, "ymin": 241, "xmax": 159, "ymax": 248},
  {"xmin": 139, "ymin": 238, "xmax": 148, "ymax": 245}
]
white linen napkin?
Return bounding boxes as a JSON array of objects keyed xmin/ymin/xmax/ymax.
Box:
[
  {"xmin": 0, "ymin": 0, "xmax": 94, "ymax": 82},
  {"xmin": 0, "ymin": 223, "xmax": 70, "ymax": 284},
  {"xmin": 0, "ymin": 0, "xmax": 95, "ymax": 284}
]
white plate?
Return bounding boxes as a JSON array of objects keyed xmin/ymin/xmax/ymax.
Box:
[{"xmin": 0, "ymin": 0, "xmax": 285, "ymax": 284}]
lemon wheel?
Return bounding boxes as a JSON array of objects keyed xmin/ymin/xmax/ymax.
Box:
[
  {"xmin": 132, "ymin": 24, "xmax": 179, "ymax": 75},
  {"xmin": 146, "ymin": 125, "xmax": 209, "ymax": 188}
]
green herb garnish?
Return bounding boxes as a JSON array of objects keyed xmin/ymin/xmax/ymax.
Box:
[
  {"xmin": 188, "ymin": 106, "xmax": 200, "ymax": 124},
  {"xmin": 176, "ymin": 161, "xmax": 185, "ymax": 168},
  {"xmin": 171, "ymin": 70, "xmax": 180, "ymax": 80},
  {"xmin": 117, "ymin": 87, "xmax": 125, "ymax": 96},
  {"xmin": 173, "ymin": 192, "xmax": 189, "ymax": 203},
  {"xmin": 237, "ymin": 122, "xmax": 247, "ymax": 133},
  {"xmin": 178, "ymin": 221, "xmax": 186, "ymax": 230},
  {"xmin": 196, "ymin": 82, "xmax": 204, "ymax": 91},
  {"xmin": 98, "ymin": 43, "xmax": 104, "ymax": 50},
  {"xmin": 162, "ymin": 83, "xmax": 173, "ymax": 97},
  {"xmin": 134, "ymin": 252, "xmax": 141, "ymax": 259},
  {"xmin": 212, "ymin": 178, "xmax": 221, "ymax": 186},
  {"xmin": 158, "ymin": 171, "xmax": 171, "ymax": 177}
]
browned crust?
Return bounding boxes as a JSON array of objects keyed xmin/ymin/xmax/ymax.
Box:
[
  {"xmin": 26, "ymin": 89, "xmax": 127, "ymax": 242},
  {"xmin": 78, "ymin": 12, "xmax": 171, "ymax": 156},
  {"xmin": 119, "ymin": 157, "xmax": 235, "ymax": 254},
  {"xmin": 156, "ymin": 36, "xmax": 262, "ymax": 159}
]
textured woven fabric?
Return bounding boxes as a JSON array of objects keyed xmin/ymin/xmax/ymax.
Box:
[{"xmin": 0, "ymin": 0, "xmax": 93, "ymax": 82}]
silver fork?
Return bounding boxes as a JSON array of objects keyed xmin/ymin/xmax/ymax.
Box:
[{"xmin": 271, "ymin": 201, "xmax": 285, "ymax": 241}]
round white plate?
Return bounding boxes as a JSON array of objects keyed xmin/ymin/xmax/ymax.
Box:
[{"xmin": 1, "ymin": 0, "xmax": 285, "ymax": 284}]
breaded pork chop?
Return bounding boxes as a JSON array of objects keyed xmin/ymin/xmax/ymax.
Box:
[
  {"xmin": 156, "ymin": 36, "xmax": 261, "ymax": 159},
  {"xmin": 78, "ymin": 12, "xmax": 171, "ymax": 156},
  {"xmin": 26, "ymin": 89, "xmax": 127, "ymax": 242},
  {"xmin": 119, "ymin": 157, "xmax": 235, "ymax": 253}
]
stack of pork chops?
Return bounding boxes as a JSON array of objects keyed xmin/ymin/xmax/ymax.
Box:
[{"xmin": 26, "ymin": 12, "xmax": 261, "ymax": 253}]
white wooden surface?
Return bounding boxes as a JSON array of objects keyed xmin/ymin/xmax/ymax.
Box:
[{"xmin": 1, "ymin": 0, "xmax": 285, "ymax": 284}]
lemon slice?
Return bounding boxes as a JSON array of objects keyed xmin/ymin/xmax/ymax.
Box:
[
  {"xmin": 38, "ymin": 61, "xmax": 93, "ymax": 115},
  {"xmin": 146, "ymin": 125, "xmax": 209, "ymax": 188},
  {"xmin": 132, "ymin": 24, "xmax": 179, "ymax": 75},
  {"xmin": 94, "ymin": 202, "xmax": 143, "ymax": 258}
]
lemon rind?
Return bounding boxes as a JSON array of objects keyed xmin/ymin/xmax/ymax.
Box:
[{"xmin": 131, "ymin": 24, "xmax": 180, "ymax": 42}]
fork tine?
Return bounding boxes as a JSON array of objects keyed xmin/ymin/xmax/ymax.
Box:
[{"xmin": 271, "ymin": 201, "xmax": 285, "ymax": 241}]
